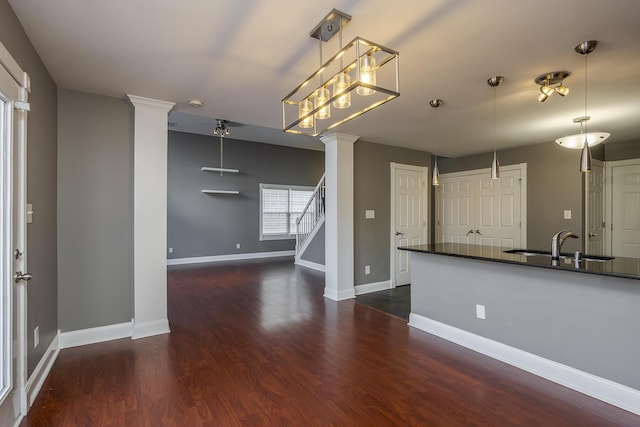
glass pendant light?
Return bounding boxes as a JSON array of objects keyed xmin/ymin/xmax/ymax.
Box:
[
  {"xmin": 298, "ymin": 98, "xmax": 314, "ymax": 129},
  {"xmin": 333, "ymin": 15, "xmax": 351, "ymax": 109},
  {"xmin": 429, "ymin": 99, "xmax": 443, "ymax": 186},
  {"xmin": 357, "ymin": 53, "xmax": 376, "ymax": 96},
  {"xmin": 487, "ymin": 76, "xmax": 503, "ymax": 180}
]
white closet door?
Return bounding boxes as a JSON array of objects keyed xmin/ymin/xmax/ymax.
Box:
[
  {"xmin": 439, "ymin": 166, "xmax": 524, "ymax": 249},
  {"xmin": 440, "ymin": 176, "xmax": 474, "ymax": 244},
  {"xmin": 475, "ymin": 169, "xmax": 522, "ymax": 250},
  {"xmin": 611, "ymin": 163, "xmax": 640, "ymax": 258}
]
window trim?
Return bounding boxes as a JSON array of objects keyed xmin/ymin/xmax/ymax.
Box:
[{"xmin": 259, "ymin": 183, "xmax": 314, "ymax": 241}]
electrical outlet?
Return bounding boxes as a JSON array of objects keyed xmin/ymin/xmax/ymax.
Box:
[
  {"xmin": 236, "ymin": 243, "xmax": 241, "ymax": 249},
  {"xmin": 34, "ymin": 326, "xmax": 39, "ymax": 348},
  {"xmin": 476, "ymin": 304, "xmax": 486, "ymax": 320},
  {"xmin": 365, "ymin": 265, "xmax": 371, "ymax": 275},
  {"xmin": 168, "ymin": 247, "xmax": 173, "ymax": 254}
]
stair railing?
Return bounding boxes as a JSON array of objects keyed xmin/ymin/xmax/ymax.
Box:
[{"xmin": 295, "ymin": 174, "xmax": 325, "ymax": 254}]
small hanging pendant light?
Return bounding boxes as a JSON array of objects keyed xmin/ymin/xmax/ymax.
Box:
[
  {"xmin": 491, "ymin": 151, "xmax": 500, "ymax": 179},
  {"xmin": 429, "ymin": 99, "xmax": 443, "ymax": 186},
  {"xmin": 575, "ymin": 40, "xmax": 598, "ymax": 173},
  {"xmin": 580, "ymin": 140, "xmax": 592, "ymax": 173},
  {"xmin": 487, "ymin": 76, "xmax": 504, "ymax": 180}
]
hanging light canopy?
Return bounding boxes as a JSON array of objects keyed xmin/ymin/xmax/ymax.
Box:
[
  {"xmin": 429, "ymin": 99, "xmax": 443, "ymax": 187},
  {"xmin": 487, "ymin": 76, "xmax": 503, "ymax": 180},
  {"xmin": 282, "ymin": 9, "xmax": 400, "ymax": 136},
  {"xmin": 535, "ymin": 71, "xmax": 571, "ymax": 102}
]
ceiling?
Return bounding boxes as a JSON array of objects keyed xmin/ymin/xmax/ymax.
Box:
[{"xmin": 9, "ymin": 0, "xmax": 640, "ymax": 157}]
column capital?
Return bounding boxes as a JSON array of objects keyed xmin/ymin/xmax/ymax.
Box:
[
  {"xmin": 127, "ymin": 94, "xmax": 175, "ymax": 112},
  {"xmin": 320, "ymin": 133, "xmax": 359, "ymax": 145}
]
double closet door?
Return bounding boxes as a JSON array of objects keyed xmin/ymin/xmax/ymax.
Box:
[{"xmin": 437, "ymin": 165, "xmax": 526, "ymax": 250}]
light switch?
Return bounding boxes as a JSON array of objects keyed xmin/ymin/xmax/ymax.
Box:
[
  {"xmin": 365, "ymin": 210, "xmax": 375, "ymax": 219},
  {"xmin": 564, "ymin": 210, "xmax": 572, "ymax": 220},
  {"xmin": 26, "ymin": 203, "xmax": 33, "ymax": 224}
]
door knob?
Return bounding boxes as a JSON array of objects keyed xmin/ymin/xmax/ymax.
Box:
[
  {"xmin": 588, "ymin": 232, "xmax": 598, "ymax": 239},
  {"xmin": 475, "ymin": 229, "xmax": 482, "ymax": 235},
  {"xmin": 395, "ymin": 231, "xmax": 404, "ymax": 236},
  {"xmin": 466, "ymin": 229, "xmax": 474, "ymax": 235},
  {"xmin": 14, "ymin": 271, "xmax": 32, "ymax": 283}
]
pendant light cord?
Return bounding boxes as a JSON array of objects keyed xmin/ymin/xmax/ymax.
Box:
[
  {"xmin": 584, "ymin": 52, "xmax": 588, "ymax": 138},
  {"xmin": 220, "ymin": 134, "xmax": 224, "ymax": 176}
]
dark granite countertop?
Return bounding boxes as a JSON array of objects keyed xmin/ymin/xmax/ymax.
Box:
[{"xmin": 398, "ymin": 243, "xmax": 640, "ymax": 280}]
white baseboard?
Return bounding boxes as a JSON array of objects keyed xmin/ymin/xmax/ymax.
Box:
[
  {"xmin": 295, "ymin": 258, "xmax": 325, "ymax": 272},
  {"xmin": 60, "ymin": 321, "xmax": 133, "ymax": 349},
  {"xmin": 409, "ymin": 313, "xmax": 640, "ymax": 416},
  {"xmin": 25, "ymin": 331, "xmax": 60, "ymax": 409},
  {"xmin": 355, "ymin": 280, "xmax": 392, "ymax": 295},
  {"xmin": 167, "ymin": 250, "xmax": 295, "ymax": 266},
  {"xmin": 324, "ymin": 287, "xmax": 356, "ymax": 301},
  {"xmin": 132, "ymin": 319, "xmax": 170, "ymax": 340}
]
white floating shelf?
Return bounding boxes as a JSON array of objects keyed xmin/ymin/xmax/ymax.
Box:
[
  {"xmin": 201, "ymin": 167, "xmax": 239, "ymax": 173},
  {"xmin": 201, "ymin": 189, "xmax": 240, "ymax": 195}
]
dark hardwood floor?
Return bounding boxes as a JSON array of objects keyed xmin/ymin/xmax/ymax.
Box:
[{"xmin": 22, "ymin": 258, "xmax": 640, "ymax": 426}]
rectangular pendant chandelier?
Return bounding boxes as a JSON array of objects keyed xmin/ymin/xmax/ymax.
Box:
[{"xmin": 282, "ymin": 9, "xmax": 400, "ymax": 137}]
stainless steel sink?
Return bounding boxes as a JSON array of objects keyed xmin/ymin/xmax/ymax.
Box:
[{"xmin": 503, "ymin": 249, "xmax": 614, "ymax": 262}]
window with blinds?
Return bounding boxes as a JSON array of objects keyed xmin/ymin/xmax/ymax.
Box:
[{"xmin": 260, "ymin": 184, "xmax": 314, "ymax": 240}]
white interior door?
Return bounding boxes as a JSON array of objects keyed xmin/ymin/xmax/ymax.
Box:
[
  {"xmin": 611, "ymin": 161, "xmax": 640, "ymax": 258},
  {"xmin": 392, "ymin": 164, "xmax": 426, "ymax": 286},
  {"xmin": 585, "ymin": 159, "xmax": 605, "ymax": 255},
  {"xmin": 0, "ymin": 52, "xmax": 28, "ymax": 425}
]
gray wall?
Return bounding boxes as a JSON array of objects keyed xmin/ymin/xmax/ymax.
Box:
[
  {"xmin": 411, "ymin": 253, "xmax": 640, "ymax": 390},
  {"xmin": 439, "ymin": 142, "xmax": 583, "ymax": 252},
  {"xmin": 168, "ymin": 131, "xmax": 324, "ymax": 259},
  {"xmin": 300, "ymin": 223, "xmax": 325, "ymax": 264},
  {"xmin": 1, "ymin": 0, "xmax": 58, "ymax": 375},
  {"xmin": 57, "ymin": 89, "xmax": 133, "ymax": 331},
  {"xmin": 354, "ymin": 140, "xmax": 431, "ymax": 286},
  {"xmin": 604, "ymin": 139, "xmax": 640, "ymax": 162}
]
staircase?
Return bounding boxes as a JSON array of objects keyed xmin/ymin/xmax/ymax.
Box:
[{"xmin": 295, "ymin": 174, "xmax": 325, "ymax": 270}]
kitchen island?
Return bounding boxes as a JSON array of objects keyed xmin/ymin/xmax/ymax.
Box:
[{"xmin": 399, "ymin": 243, "xmax": 640, "ymax": 415}]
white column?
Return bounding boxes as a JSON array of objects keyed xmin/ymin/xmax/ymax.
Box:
[
  {"xmin": 127, "ymin": 95, "xmax": 175, "ymax": 339},
  {"xmin": 320, "ymin": 133, "xmax": 359, "ymax": 301}
]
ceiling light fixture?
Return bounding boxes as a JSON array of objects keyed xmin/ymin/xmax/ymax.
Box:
[
  {"xmin": 487, "ymin": 76, "xmax": 503, "ymax": 180},
  {"xmin": 555, "ymin": 116, "xmax": 609, "ymax": 149},
  {"xmin": 429, "ymin": 99, "xmax": 443, "ymax": 187},
  {"xmin": 282, "ymin": 9, "xmax": 400, "ymax": 136},
  {"xmin": 534, "ymin": 71, "xmax": 571, "ymax": 102}
]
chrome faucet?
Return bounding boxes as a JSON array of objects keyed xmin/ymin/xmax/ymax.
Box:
[{"xmin": 551, "ymin": 230, "xmax": 579, "ymax": 260}]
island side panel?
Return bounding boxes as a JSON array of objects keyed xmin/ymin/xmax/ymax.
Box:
[{"xmin": 410, "ymin": 252, "xmax": 640, "ymax": 390}]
